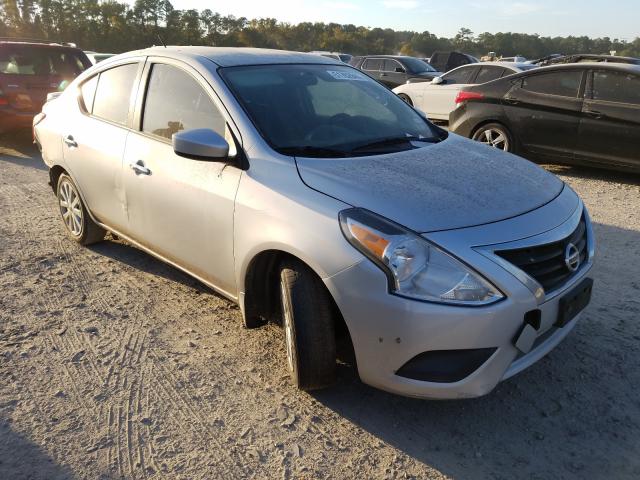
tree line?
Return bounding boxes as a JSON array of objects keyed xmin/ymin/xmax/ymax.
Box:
[{"xmin": 2, "ymin": 0, "xmax": 639, "ymax": 59}]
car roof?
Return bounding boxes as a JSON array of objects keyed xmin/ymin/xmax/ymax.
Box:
[
  {"xmin": 465, "ymin": 61, "xmax": 531, "ymax": 69},
  {"xmin": 533, "ymin": 62, "xmax": 640, "ymax": 73},
  {"xmin": 123, "ymin": 46, "xmax": 342, "ymax": 67}
]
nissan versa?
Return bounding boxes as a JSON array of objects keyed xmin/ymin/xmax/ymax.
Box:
[{"xmin": 34, "ymin": 47, "xmax": 595, "ymax": 399}]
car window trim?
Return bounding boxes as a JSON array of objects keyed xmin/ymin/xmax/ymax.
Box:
[{"xmin": 76, "ymin": 59, "xmax": 145, "ymax": 130}]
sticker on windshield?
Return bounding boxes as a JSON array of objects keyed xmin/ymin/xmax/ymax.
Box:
[{"xmin": 327, "ymin": 70, "xmax": 366, "ymax": 81}]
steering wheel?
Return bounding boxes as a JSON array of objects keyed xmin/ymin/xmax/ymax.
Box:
[{"xmin": 304, "ymin": 113, "xmax": 353, "ymax": 142}]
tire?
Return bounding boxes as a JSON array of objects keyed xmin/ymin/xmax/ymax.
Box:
[
  {"xmin": 398, "ymin": 93, "xmax": 413, "ymax": 106},
  {"xmin": 56, "ymin": 173, "xmax": 105, "ymax": 245},
  {"xmin": 279, "ymin": 259, "xmax": 336, "ymax": 391},
  {"xmin": 472, "ymin": 123, "xmax": 515, "ymax": 153}
]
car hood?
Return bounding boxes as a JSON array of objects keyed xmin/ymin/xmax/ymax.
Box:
[{"xmin": 295, "ymin": 134, "xmax": 564, "ymax": 233}]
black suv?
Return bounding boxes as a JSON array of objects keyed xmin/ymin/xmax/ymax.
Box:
[
  {"xmin": 349, "ymin": 55, "xmax": 442, "ymax": 89},
  {"xmin": 0, "ymin": 38, "xmax": 92, "ymax": 134}
]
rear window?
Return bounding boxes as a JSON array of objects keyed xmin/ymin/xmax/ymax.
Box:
[
  {"xmin": 92, "ymin": 63, "xmax": 138, "ymax": 125},
  {"xmin": 592, "ymin": 71, "xmax": 640, "ymax": 105},
  {"xmin": 362, "ymin": 59, "xmax": 382, "ymax": 71},
  {"xmin": 442, "ymin": 66, "xmax": 477, "ymax": 84},
  {"xmin": 522, "ymin": 71, "xmax": 583, "ymax": 98},
  {"xmin": 0, "ymin": 45, "xmax": 89, "ymax": 77},
  {"xmin": 475, "ymin": 66, "xmax": 505, "ymax": 84}
]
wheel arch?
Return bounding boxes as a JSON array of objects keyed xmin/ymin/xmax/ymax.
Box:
[{"xmin": 241, "ymin": 248, "xmax": 357, "ymax": 368}]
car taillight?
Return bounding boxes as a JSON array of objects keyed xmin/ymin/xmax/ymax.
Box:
[
  {"xmin": 33, "ymin": 112, "xmax": 46, "ymax": 143},
  {"xmin": 455, "ymin": 91, "xmax": 484, "ymax": 104},
  {"xmin": 0, "ymin": 89, "xmax": 8, "ymax": 106}
]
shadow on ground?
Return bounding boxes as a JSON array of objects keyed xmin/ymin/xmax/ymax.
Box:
[
  {"xmin": 0, "ymin": 418, "xmax": 75, "ymax": 480},
  {"xmin": 0, "ymin": 131, "xmax": 47, "ymax": 171}
]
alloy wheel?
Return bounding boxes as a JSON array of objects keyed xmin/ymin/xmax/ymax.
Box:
[
  {"xmin": 477, "ymin": 128, "xmax": 509, "ymax": 151},
  {"xmin": 58, "ymin": 179, "xmax": 83, "ymax": 237}
]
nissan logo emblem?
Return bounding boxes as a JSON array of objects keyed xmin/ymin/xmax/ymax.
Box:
[{"xmin": 565, "ymin": 243, "xmax": 581, "ymax": 272}]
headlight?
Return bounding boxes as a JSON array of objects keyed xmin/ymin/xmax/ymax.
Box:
[{"xmin": 339, "ymin": 208, "xmax": 504, "ymax": 306}]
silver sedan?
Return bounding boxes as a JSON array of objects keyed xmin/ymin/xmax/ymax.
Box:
[{"xmin": 34, "ymin": 47, "xmax": 595, "ymax": 399}]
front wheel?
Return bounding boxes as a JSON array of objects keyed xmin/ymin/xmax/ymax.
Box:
[
  {"xmin": 56, "ymin": 173, "xmax": 105, "ymax": 245},
  {"xmin": 397, "ymin": 93, "xmax": 413, "ymax": 106},
  {"xmin": 472, "ymin": 123, "xmax": 514, "ymax": 153},
  {"xmin": 279, "ymin": 260, "xmax": 336, "ymax": 391}
]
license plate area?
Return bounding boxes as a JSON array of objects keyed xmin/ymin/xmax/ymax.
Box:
[{"xmin": 555, "ymin": 278, "xmax": 593, "ymax": 328}]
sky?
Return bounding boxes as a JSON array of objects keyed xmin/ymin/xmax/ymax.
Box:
[{"xmin": 166, "ymin": 0, "xmax": 638, "ymax": 40}]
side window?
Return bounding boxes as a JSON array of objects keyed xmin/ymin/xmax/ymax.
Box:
[
  {"xmin": 80, "ymin": 75, "xmax": 98, "ymax": 113},
  {"xmin": 362, "ymin": 59, "xmax": 382, "ymax": 71},
  {"xmin": 475, "ymin": 66, "xmax": 504, "ymax": 84},
  {"xmin": 521, "ymin": 71, "xmax": 583, "ymax": 98},
  {"xmin": 592, "ymin": 71, "xmax": 640, "ymax": 105},
  {"xmin": 142, "ymin": 63, "xmax": 225, "ymax": 141},
  {"xmin": 92, "ymin": 63, "xmax": 138, "ymax": 125},
  {"xmin": 442, "ymin": 66, "xmax": 476, "ymax": 85},
  {"xmin": 383, "ymin": 60, "xmax": 404, "ymax": 73}
]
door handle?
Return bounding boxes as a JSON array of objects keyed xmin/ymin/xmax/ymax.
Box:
[
  {"xmin": 129, "ymin": 160, "xmax": 151, "ymax": 176},
  {"xmin": 505, "ymin": 98, "xmax": 520, "ymax": 105},
  {"xmin": 584, "ymin": 110, "xmax": 604, "ymax": 119},
  {"xmin": 380, "ymin": 72, "xmax": 388, "ymax": 77},
  {"xmin": 63, "ymin": 135, "xmax": 77, "ymax": 148}
]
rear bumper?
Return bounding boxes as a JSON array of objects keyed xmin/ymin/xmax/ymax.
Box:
[{"xmin": 0, "ymin": 108, "xmax": 35, "ymax": 133}]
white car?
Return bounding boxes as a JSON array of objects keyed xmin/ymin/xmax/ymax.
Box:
[{"xmin": 393, "ymin": 62, "xmax": 537, "ymax": 121}]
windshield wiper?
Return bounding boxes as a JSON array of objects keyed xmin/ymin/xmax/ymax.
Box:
[
  {"xmin": 350, "ymin": 135, "xmax": 436, "ymax": 153},
  {"xmin": 278, "ymin": 146, "xmax": 350, "ymax": 158}
]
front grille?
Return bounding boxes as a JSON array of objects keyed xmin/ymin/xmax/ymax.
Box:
[{"xmin": 495, "ymin": 216, "xmax": 588, "ymax": 293}]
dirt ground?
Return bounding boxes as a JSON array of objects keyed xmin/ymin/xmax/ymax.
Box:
[{"xmin": 1, "ymin": 131, "xmax": 639, "ymax": 480}]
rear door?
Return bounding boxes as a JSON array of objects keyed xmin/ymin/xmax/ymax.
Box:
[
  {"xmin": 122, "ymin": 58, "xmax": 242, "ymax": 295},
  {"xmin": 504, "ymin": 69, "xmax": 586, "ymax": 159},
  {"xmin": 576, "ymin": 69, "xmax": 640, "ymax": 169},
  {"xmin": 361, "ymin": 58, "xmax": 383, "ymax": 84},
  {"xmin": 63, "ymin": 60, "xmax": 143, "ymax": 233},
  {"xmin": 422, "ymin": 65, "xmax": 479, "ymax": 120},
  {"xmin": 380, "ymin": 59, "xmax": 407, "ymax": 88}
]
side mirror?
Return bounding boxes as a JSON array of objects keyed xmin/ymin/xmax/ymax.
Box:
[
  {"xmin": 395, "ymin": 67, "xmax": 405, "ymax": 73},
  {"xmin": 431, "ymin": 76, "xmax": 444, "ymax": 85},
  {"xmin": 172, "ymin": 128, "xmax": 229, "ymax": 160}
]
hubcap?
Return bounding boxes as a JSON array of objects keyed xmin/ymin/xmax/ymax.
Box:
[
  {"xmin": 280, "ymin": 282, "xmax": 295, "ymax": 372},
  {"xmin": 58, "ymin": 180, "xmax": 83, "ymax": 236},
  {"xmin": 477, "ymin": 128, "xmax": 509, "ymax": 151}
]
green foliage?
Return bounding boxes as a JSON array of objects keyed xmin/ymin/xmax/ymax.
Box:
[{"xmin": 1, "ymin": 0, "xmax": 638, "ymax": 59}]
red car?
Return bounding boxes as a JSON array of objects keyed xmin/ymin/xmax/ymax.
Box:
[{"xmin": 0, "ymin": 38, "xmax": 92, "ymax": 134}]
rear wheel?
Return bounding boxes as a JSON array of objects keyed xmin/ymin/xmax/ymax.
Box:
[
  {"xmin": 56, "ymin": 173, "xmax": 105, "ymax": 245},
  {"xmin": 397, "ymin": 93, "xmax": 413, "ymax": 106},
  {"xmin": 279, "ymin": 259, "xmax": 336, "ymax": 391},
  {"xmin": 472, "ymin": 123, "xmax": 514, "ymax": 153}
]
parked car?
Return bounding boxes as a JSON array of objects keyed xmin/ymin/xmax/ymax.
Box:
[
  {"xmin": 0, "ymin": 38, "xmax": 92, "ymax": 134},
  {"xmin": 393, "ymin": 62, "xmax": 537, "ymax": 121},
  {"xmin": 308, "ymin": 51, "xmax": 352, "ymax": 63},
  {"xmin": 428, "ymin": 51, "xmax": 478, "ymax": 73},
  {"xmin": 538, "ymin": 54, "xmax": 640, "ymax": 67},
  {"xmin": 350, "ymin": 55, "xmax": 442, "ymax": 88},
  {"xmin": 450, "ymin": 63, "xmax": 640, "ymax": 172},
  {"xmin": 84, "ymin": 51, "xmax": 116, "ymax": 64},
  {"xmin": 35, "ymin": 47, "xmax": 595, "ymax": 399}
]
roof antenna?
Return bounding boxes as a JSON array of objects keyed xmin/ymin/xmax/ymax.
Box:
[{"xmin": 157, "ymin": 34, "xmax": 167, "ymax": 48}]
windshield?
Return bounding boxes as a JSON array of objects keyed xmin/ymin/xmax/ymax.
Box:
[
  {"xmin": 0, "ymin": 45, "xmax": 90, "ymax": 77},
  {"xmin": 221, "ymin": 64, "xmax": 443, "ymax": 157},
  {"xmin": 402, "ymin": 57, "xmax": 437, "ymax": 73}
]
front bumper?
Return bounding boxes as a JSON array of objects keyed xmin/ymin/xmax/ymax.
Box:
[{"xmin": 325, "ymin": 190, "xmax": 593, "ymax": 399}]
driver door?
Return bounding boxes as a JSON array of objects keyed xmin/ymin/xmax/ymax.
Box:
[{"xmin": 122, "ymin": 59, "xmax": 242, "ymax": 295}]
